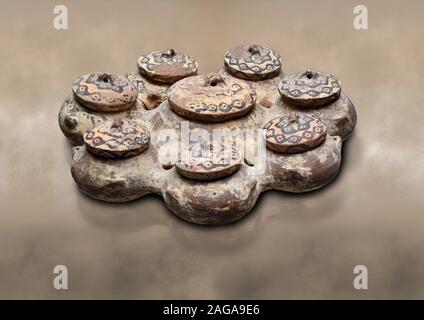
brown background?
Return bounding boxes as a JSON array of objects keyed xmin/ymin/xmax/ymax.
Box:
[{"xmin": 0, "ymin": 0, "xmax": 423, "ymax": 299}]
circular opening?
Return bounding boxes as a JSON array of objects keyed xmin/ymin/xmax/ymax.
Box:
[
  {"xmin": 210, "ymin": 79, "xmax": 219, "ymax": 87},
  {"xmin": 306, "ymin": 74, "xmax": 312, "ymax": 79}
]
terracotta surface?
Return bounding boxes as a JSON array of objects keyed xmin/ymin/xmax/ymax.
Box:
[
  {"xmin": 1, "ymin": 0, "xmax": 424, "ymax": 299},
  {"xmin": 61, "ymin": 47, "xmax": 351, "ymax": 224},
  {"xmin": 137, "ymin": 49, "xmax": 198, "ymax": 84}
]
